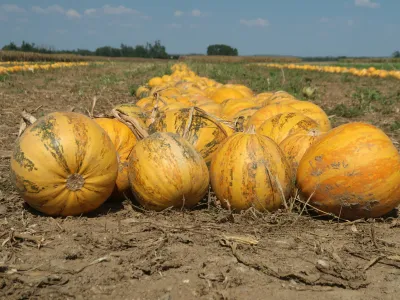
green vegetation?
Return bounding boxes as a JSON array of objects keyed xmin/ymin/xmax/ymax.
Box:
[{"xmin": 207, "ymin": 44, "xmax": 238, "ymax": 56}]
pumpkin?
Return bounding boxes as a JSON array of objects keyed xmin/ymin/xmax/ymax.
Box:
[
  {"xmin": 210, "ymin": 87, "xmax": 245, "ymax": 103},
  {"xmin": 246, "ymin": 104, "xmax": 301, "ymax": 130},
  {"xmin": 148, "ymin": 77, "xmax": 164, "ymax": 87},
  {"xmin": 128, "ymin": 132, "xmax": 209, "ymax": 211},
  {"xmin": 196, "ymin": 101, "xmax": 222, "ymax": 117},
  {"xmin": 231, "ymin": 107, "xmax": 260, "ymax": 124},
  {"xmin": 135, "ymin": 86, "xmax": 150, "ymax": 99},
  {"xmin": 220, "ymin": 98, "xmax": 258, "ymax": 119},
  {"xmin": 279, "ymin": 129, "xmax": 325, "ymax": 175},
  {"xmin": 297, "ymin": 122, "xmax": 400, "ymax": 220},
  {"xmin": 10, "ymin": 112, "xmax": 118, "ymax": 216},
  {"xmin": 287, "ymin": 101, "xmax": 331, "ymax": 132},
  {"xmin": 148, "ymin": 107, "xmax": 228, "ymax": 164},
  {"xmin": 94, "ymin": 118, "xmax": 137, "ymax": 195},
  {"xmin": 256, "ymin": 112, "xmax": 320, "ymax": 144},
  {"xmin": 210, "ymin": 132, "xmax": 293, "ymax": 211}
]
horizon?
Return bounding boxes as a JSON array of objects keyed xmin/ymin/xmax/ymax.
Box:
[{"xmin": 0, "ymin": 0, "xmax": 398, "ymax": 57}]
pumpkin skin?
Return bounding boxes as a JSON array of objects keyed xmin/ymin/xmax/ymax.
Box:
[
  {"xmin": 297, "ymin": 122, "xmax": 400, "ymax": 220},
  {"xmin": 220, "ymin": 98, "xmax": 258, "ymax": 119},
  {"xmin": 210, "ymin": 87, "xmax": 245, "ymax": 104},
  {"xmin": 246, "ymin": 104, "xmax": 301, "ymax": 130},
  {"xmin": 148, "ymin": 107, "xmax": 228, "ymax": 164},
  {"xmin": 196, "ymin": 101, "xmax": 222, "ymax": 117},
  {"xmin": 112, "ymin": 104, "xmax": 148, "ymax": 128},
  {"xmin": 279, "ymin": 129, "xmax": 325, "ymax": 176},
  {"xmin": 128, "ymin": 132, "xmax": 209, "ymax": 211},
  {"xmin": 210, "ymin": 132, "xmax": 293, "ymax": 211},
  {"xmin": 256, "ymin": 112, "xmax": 320, "ymax": 144},
  {"xmin": 10, "ymin": 112, "xmax": 118, "ymax": 216},
  {"xmin": 94, "ymin": 118, "xmax": 137, "ymax": 194},
  {"xmin": 135, "ymin": 86, "xmax": 150, "ymax": 99},
  {"xmin": 287, "ymin": 101, "xmax": 332, "ymax": 132}
]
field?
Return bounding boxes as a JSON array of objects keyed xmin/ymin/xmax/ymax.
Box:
[{"xmin": 1, "ymin": 61, "xmax": 400, "ymax": 300}]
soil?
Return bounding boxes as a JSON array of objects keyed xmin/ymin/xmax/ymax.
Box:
[{"xmin": 1, "ymin": 62, "xmax": 400, "ymax": 300}]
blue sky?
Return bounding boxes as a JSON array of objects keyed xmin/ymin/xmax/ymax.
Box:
[{"xmin": 0, "ymin": 0, "xmax": 398, "ymax": 56}]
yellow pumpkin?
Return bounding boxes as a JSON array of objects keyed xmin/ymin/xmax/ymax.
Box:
[
  {"xmin": 148, "ymin": 77, "xmax": 164, "ymax": 87},
  {"xmin": 148, "ymin": 107, "xmax": 228, "ymax": 164},
  {"xmin": 128, "ymin": 132, "xmax": 209, "ymax": 211},
  {"xmin": 210, "ymin": 132, "xmax": 293, "ymax": 211},
  {"xmin": 94, "ymin": 118, "xmax": 137, "ymax": 195},
  {"xmin": 256, "ymin": 112, "xmax": 320, "ymax": 144},
  {"xmin": 279, "ymin": 129, "xmax": 325, "ymax": 175},
  {"xmin": 210, "ymin": 87, "xmax": 245, "ymax": 103},
  {"xmin": 246, "ymin": 104, "xmax": 301, "ymax": 130},
  {"xmin": 297, "ymin": 122, "xmax": 400, "ymax": 220},
  {"xmin": 10, "ymin": 112, "xmax": 118, "ymax": 216},
  {"xmin": 135, "ymin": 86, "xmax": 150, "ymax": 99},
  {"xmin": 196, "ymin": 101, "xmax": 222, "ymax": 117},
  {"xmin": 287, "ymin": 101, "xmax": 332, "ymax": 132},
  {"xmin": 220, "ymin": 98, "xmax": 258, "ymax": 119}
]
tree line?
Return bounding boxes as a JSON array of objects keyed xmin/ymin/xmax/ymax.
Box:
[{"xmin": 1, "ymin": 40, "xmax": 170, "ymax": 59}]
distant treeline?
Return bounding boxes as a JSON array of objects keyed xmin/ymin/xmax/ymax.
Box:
[{"xmin": 1, "ymin": 40, "xmax": 173, "ymax": 59}]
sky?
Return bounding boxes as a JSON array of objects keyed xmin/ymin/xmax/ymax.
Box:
[{"xmin": 0, "ymin": 0, "xmax": 399, "ymax": 57}]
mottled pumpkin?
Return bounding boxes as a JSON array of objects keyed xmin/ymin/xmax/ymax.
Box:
[
  {"xmin": 10, "ymin": 112, "xmax": 118, "ymax": 216},
  {"xmin": 256, "ymin": 112, "xmax": 320, "ymax": 144},
  {"xmin": 148, "ymin": 107, "xmax": 228, "ymax": 164},
  {"xmin": 135, "ymin": 86, "xmax": 150, "ymax": 99},
  {"xmin": 246, "ymin": 104, "xmax": 301, "ymax": 130},
  {"xmin": 279, "ymin": 129, "xmax": 325, "ymax": 176},
  {"xmin": 297, "ymin": 122, "xmax": 400, "ymax": 220},
  {"xmin": 287, "ymin": 101, "xmax": 332, "ymax": 132},
  {"xmin": 196, "ymin": 101, "xmax": 222, "ymax": 117},
  {"xmin": 94, "ymin": 118, "xmax": 137, "ymax": 195},
  {"xmin": 210, "ymin": 132, "xmax": 293, "ymax": 211},
  {"xmin": 128, "ymin": 132, "xmax": 209, "ymax": 211}
]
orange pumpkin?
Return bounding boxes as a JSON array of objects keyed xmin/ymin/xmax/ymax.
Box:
[
  {"xmin": 148, "ymin": 107, "xmax": 228, "ymax": 164},
  {"xmin": 210, "ymin": 87, "xmax": 245, "ymax": 103},
  {"xmin": 220, "ymin": 98, "xmax": 258, "ymax": 119},
  {"xmin": 297, "ymin": 122, "xmax": 400, "ymax": 220},
  {"xmin": 256, "ymin": 112, "xmax": 320, "ymax": 144},
  {"xmin": 10, "ymin": 112, "xmax": 118, "ymax": 216},
  {"xmin": 128, "ymin": 132, "xmax": 209, "ymax": 211},
  {"xmin": 246, "ymin": 104, "xmax": 301, "ymax": 130},
  {"xmin": 94, "ymin": 118, "xmax": 137, "ymax": 195},
  {"xmin": 279, "ymin": 129, "xmax": 325, "ymax": 175},
  {"xmin": 287, "ymin": 101, "xmax": 331, "ymax": 132},
  {"xmin": 210, "ymin": 132, "xmax": 293, "ymax": 211}
]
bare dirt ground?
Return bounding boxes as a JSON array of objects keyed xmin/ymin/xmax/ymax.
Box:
[{"xmin": 1, "ymin": 62, "xmax": 400, "ymax": 300}]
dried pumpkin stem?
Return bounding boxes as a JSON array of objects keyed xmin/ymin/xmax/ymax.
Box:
[
  {"xmin": 66, "ymin": 173, "xmax": 85, "ymax": 191},
  {"xmin": 111, "ymin": 109, "xmax": 149, "ymax": 140},
  {"xmin": 192, "ymin": 107, "xmax": 228, "ymax": 137},
  {"xmin": 183, "ymin": 107, "xmax": 195, "ymax": 140}
]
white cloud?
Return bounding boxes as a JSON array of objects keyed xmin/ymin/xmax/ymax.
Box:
[
  {"xmin": 191, "ymin": 9, "xmax": 202, "ymax": 17},
  {"xmin": 32, "ymin": 5, "xmax": 65, "ymax": 14},
  {"xmin": 0, "ymin": 15, "xmax": 7, "ymax": 22},
  {"xmin": 240, "ymin": 18, "xmax": 269, "ymax": 27},
  {"xmin": 168, "ymin": 23, "xmax": 182, "ymax": 29},
  {"xmin": 354, "ymin": 0, "xmax": 380, "ymax": 8},
  {"xmin": 66, "ymin": 9, "xmax": 81, "ymax": 19},
  {"xmin": 1, "ymin": 4, "xmax": 26, "ymax": 13},
  {"xmin": 103, "ymin": 5, "xmax": 139, "ymax": 15},
  {"xmin": 84, "ymin": 8, "xmax": 97, "ymax": 16},
  {"xmin": 174, "ymin": 10, "xmax": 184, "ymax": 17}
]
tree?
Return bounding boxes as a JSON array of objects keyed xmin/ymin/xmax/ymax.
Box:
[
  {"xmin": 207, "ymin": 44, "xmax": 238, "ymax": 56},
  {"xmin": 393, "ymin": 51, "xmax": 400, "ymax": 58},
  {"xmin": 2, "ymin": 42, "xmax": 18, "ymax": 51}
]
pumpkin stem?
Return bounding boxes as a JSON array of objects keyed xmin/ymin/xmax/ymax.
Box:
[
  {"xmin": 111, "ymin": 109, "xmax": 149, "ymax": 140},
  {"xmin": 66, "ymin": 173, "xmax": 85, "ymax": 191},
  {"xmin": 18, "ymin": 110, "xmax": 38, "ymax": 137},
  {"xmin": 192, "ymin": 107, "xmax": 229, "ymax": 137}
]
